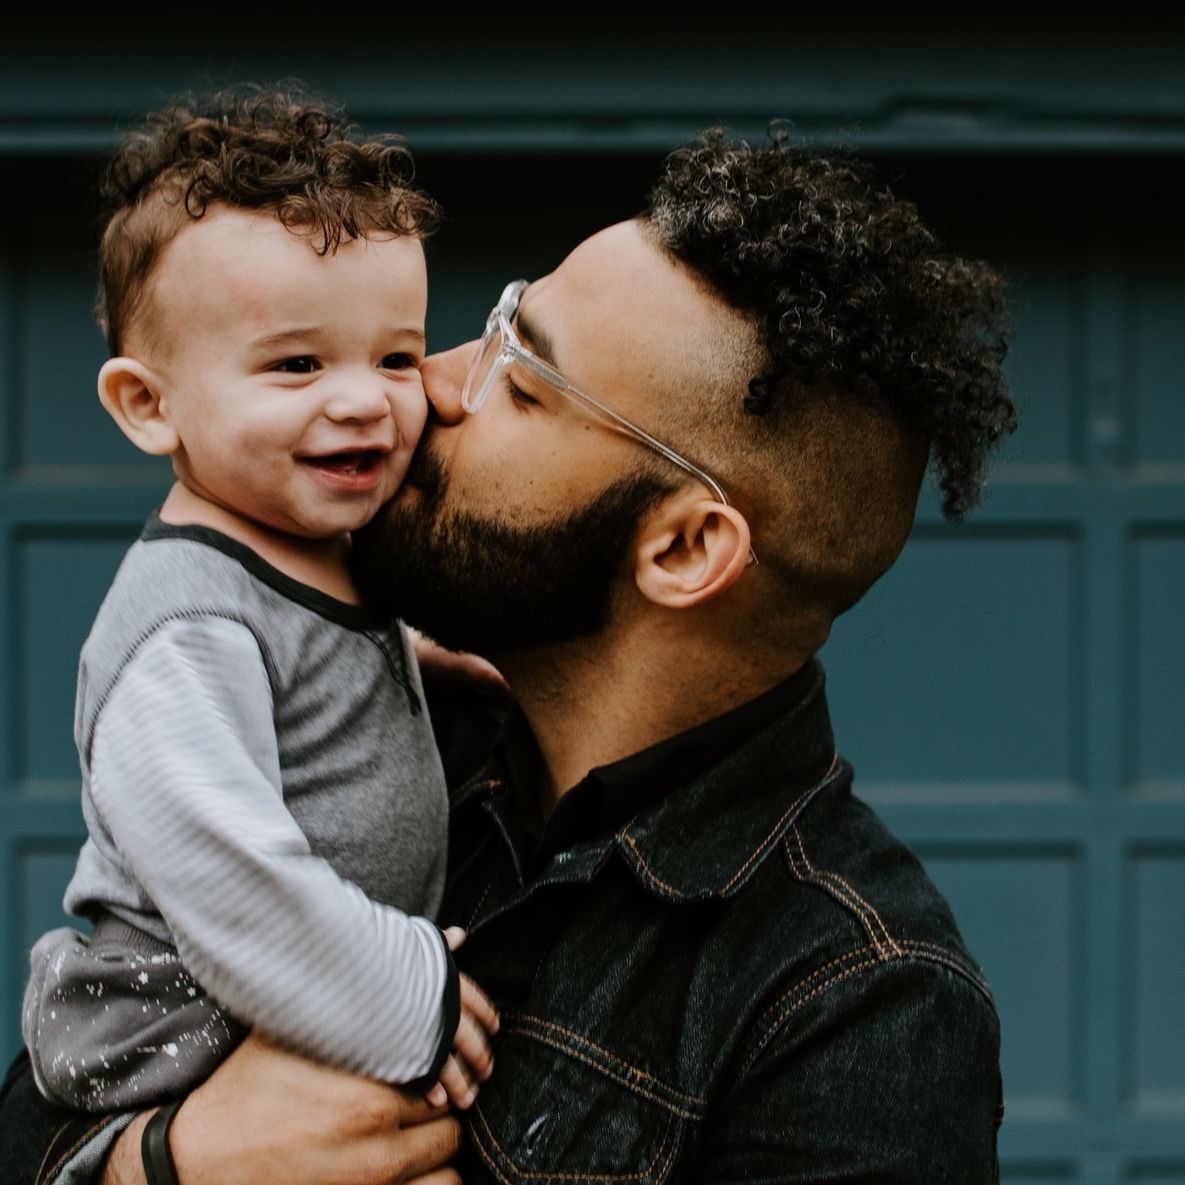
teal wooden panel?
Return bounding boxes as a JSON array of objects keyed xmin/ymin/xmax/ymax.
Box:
[
  {"xmin": 14, "ymin": 844, "xmax": 83, "ymax": 964},
  {"xmin": 11, "ymin": 222, "xmax": 115, "ymax": 472},
  {"xmin": 1128, "ymin": 852, "xmax": 1185, "ymax": 1111},
  {"xmin": 10, "ymin": 529, "xmax": 138, "ymax": 786},
  {"xmin": 974, "ymin": 232, "xmax": 1081, "ymax": 469},
  {"xmin": 9, "ymin": 186, "xmax": 175, "ymax": 475},
  {"xmin": 1131, "ymin": 533, "xmax": 1185, "ymax": 792},
  {"xmin": 1130, "ymin": 1168, "xmax": 1185, "ymax": 1184},
  {"xmin": 1001, "ymin": 254, "xmax": 1079, "ymax": 468},
  {"xmin": 823, "ymin": 528, "xmax": 1080, "ymax": 791}
]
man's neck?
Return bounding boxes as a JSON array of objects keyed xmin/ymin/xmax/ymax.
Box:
[{"xmin": 496, "ymin": 620, "xmax": 811, "ymax": 813}]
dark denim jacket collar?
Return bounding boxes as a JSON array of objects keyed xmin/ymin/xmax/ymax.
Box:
[
  {"xmin": 452, "ymin": 659, "xmax": 839, "ymax": 904},
  {"xmin": 613, "ymin": 660, "xmax": 838, "ymax": 901}
]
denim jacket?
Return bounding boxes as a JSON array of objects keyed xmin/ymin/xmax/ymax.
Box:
[
  {"xmin": 442, "ymin": 660, "xmax": 1003, "ymax": 1183},
  {"xmin": 0, "ymin": 661, "xmax": 1002, "ymax": 1184}
]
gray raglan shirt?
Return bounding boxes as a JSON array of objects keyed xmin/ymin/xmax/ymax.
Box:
[{"xmin": 31, "ymin": 515, "xmax": 454, "ymax": 1091}]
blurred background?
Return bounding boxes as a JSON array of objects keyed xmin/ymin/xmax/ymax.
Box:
[{"xmin": 1, "ymin": 22, "xmax": 1182, "ymax": 1184}]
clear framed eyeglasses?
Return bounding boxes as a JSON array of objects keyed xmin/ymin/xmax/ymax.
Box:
[{"xmin": 462, "ymin": 279, "xmax": 757, "ymax": 565}]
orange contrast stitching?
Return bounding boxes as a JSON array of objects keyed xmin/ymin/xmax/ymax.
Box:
[
  {"xmin": 505, "ymin": 1018, "xmax": 704, "ymax": 1119},
  {"xmin": 786, "ymin": 827, "xmax": 901, "ymax": 958},
  {"xmin": 619, "ymin": 831, "xmax": 683, "ymax": 897},
  {"xmin": 896, "ymin": 939, "xmax": 993, "ymax": 998},
  {"xmin": 469, "ymin": 1109, "xmax": 515, "ymax": 1185},
  {"xmin": 785, "ymin": 829, "xmax": 886, "ymax": 954},
  {"xmin": 742, "ymin": 940, "xmax": 997, "ymax": 1073},
  {"xmin": 509, "ymin": 1014, "xmax": 706, "ymax": 1107},
  {"xmin": 620, "ymin": 752, "xmax": 839, "ymax": 897},
  {"xmin": 786, "ymin": 828, "xmax": 884, "ymax": 955},
  {"xmin": 720, "ymin": 753, "xmax": 839, "ymax": 893},
  {"xmin": 467, "ymin": 876, "xmax": 496, "ymax": 931},
  {"xmin": 741, "ymin": 954, "xmax": 884, "ymax": 1074},
  {"xmin": 750, "ymin": 944, "xmax": 880, "ymax": 1035}
]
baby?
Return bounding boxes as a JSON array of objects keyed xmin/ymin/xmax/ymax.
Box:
[{"xmin": 21, "ymin": 86, "xmax": 495, "ymax": 1114}]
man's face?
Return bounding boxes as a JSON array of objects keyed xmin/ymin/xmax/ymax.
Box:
[{"xmin": 351, "ymin": 221, "xmax": 718, "ymax": 654}]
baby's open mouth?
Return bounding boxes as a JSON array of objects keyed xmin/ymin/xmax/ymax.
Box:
[{"xmin": 303, "ymin": 450, "xmax": 385, "ymax": 474}]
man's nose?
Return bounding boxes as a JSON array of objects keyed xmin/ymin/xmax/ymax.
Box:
[{"xmin": 422, "ymin": 341, "xmax": 478, "ymax": 426}]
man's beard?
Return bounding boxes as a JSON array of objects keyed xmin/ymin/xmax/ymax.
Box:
[{"xmin": 349, "ymin": 447, "xmax": 672, "ymax": 657}]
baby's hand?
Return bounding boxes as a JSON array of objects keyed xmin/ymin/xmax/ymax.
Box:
[{"xmin": 426, "ymin": 927, "xmax": 500, "ymax": 1110}]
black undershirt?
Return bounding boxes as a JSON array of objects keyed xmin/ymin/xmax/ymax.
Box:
[{"xmin": 495, "ymin": 661, "xmax": 817, "ymax": 861}]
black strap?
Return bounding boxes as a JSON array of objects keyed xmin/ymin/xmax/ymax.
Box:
[{"xmin": 141, "ymin": 1098, "xmax": 184, "ymax": 1185}]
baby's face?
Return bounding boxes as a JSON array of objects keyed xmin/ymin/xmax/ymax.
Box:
[{"xmin": 141, "ymin": 206, "xmax": 429, "ymax": 540}]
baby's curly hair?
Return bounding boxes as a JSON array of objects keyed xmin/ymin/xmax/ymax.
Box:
[
  {"xmin": 97, "ymin": 84, "xmax": 440, "ymax": 354},
  {"xmin": 644, "ymin": 128, "xmax": 1015, "ymax": 521}
]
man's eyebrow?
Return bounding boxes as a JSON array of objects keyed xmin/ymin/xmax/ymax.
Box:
[{"xmin": 515, "ymin": 307, "xmax": 558, "ymax": 368}]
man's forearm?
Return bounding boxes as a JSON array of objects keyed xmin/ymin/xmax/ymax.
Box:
[
  {"xmin": 100, "ymin": 1114, "xmax": 150, "ymax": 1185},
  {"xmin": 1, "ymin": 1038, "xmax": 463, "ymax": 1185},
  {"xmin": 109, "ymin": 1037, "xmax": 461, "ymax": 1185}
]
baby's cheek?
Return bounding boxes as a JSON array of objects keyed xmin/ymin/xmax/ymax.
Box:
[
  {"xmin": 381, "ymin": 449, "xmax": 412, "ymax": 501},
  {"xmin": 398, "ymin": 379, "xmax": 430, "ymax": 445}
]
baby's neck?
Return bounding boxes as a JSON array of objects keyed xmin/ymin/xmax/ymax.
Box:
[{"xmin": 159, "ymin": 482, "xmax": 360, "ymax": 605}]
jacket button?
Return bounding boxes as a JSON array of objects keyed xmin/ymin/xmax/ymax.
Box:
[{"xmin": 523, "ymin": 1111, "xmax": 551, "ymax": 1156}]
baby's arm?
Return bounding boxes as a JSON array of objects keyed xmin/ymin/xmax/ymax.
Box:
[{"xmin": 85, "ymin": 616, "xmax": 461, "ymax": 1086}]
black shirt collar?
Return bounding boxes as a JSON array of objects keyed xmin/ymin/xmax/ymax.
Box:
[{"xmin": 496, "ymin": 661, "xmax": 818, "ymax": 861}]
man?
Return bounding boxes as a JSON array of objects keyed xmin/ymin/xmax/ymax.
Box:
[{"xmin": 1, "ymin": 128, "xmax": 1014, "ymax": 1183}]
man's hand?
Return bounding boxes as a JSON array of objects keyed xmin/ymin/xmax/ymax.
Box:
[
  {"xmin": 100, "ymin": 1035, "xmax": 462, "ymax": 1185},
  {"xmin": 408, "ymin": 627, "xmax": 509, "ymax": 696},
  {"xmin": 427, "ymin": 927, "xmax": 500, "ymax": 1110}
]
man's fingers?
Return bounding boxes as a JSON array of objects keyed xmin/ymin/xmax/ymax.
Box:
[
  {"xmin": 443, "ymin": 926, "xmax": 466, "ymax": 952},
  {"xmin": 379, "ymin": 1111, "xmax": 463, "ymax": 1180},
  {"xmin": 399, "ymin": 1092, "xmax": 450, "ymax": 1126},
  {"xmin": 405, "ymin": 1170, "xmax": 462, "ymax": 1185}
]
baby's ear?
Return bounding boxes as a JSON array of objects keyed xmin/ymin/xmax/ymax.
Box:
[{"xmin": 97, "ymin": 357, "xmax": 179, "ymax": 455}]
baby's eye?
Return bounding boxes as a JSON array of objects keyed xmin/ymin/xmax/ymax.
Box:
[
  {"xmin": 272, "ymin": 356, "xmax": 320, "ymax": 374},
  {"xmin": 381, "ymin": 352, "xmax": 418, "ymax": 370}
]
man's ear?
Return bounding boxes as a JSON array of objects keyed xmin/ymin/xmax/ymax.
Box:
[
  {"xmin": 97, "ymin": 357, "xmax": 179, "ymax": 456},
  {"xmin": 634, "ymin": 496, "xmax": 753, "ymax": 609}
]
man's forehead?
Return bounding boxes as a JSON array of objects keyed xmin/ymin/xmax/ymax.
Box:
[
  {"xmin": 518, "ymin": 220, "xmax": 757, "ymax": 393},
  {"xmin": 519, "ymin": 221, "xmax": 710, "ymax": 369}
]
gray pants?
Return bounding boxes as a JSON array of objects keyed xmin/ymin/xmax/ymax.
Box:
[{"xmin": 22, "ymin": 914, "xmax": 244, "ymax": 1111}]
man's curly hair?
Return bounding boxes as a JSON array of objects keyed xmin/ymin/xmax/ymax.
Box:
[
  {"xmin": 97, "ymin": 84, "xmax": 440, "ymax": 354},
  {"xmin": 644, "ymin": 128, "xmax": 1015, "ymax": 521}
]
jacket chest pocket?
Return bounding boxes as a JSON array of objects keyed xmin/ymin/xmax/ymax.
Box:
[{"xmin": 464, "ymin": 1019, "xmax": 700, "ymax": 1184}]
